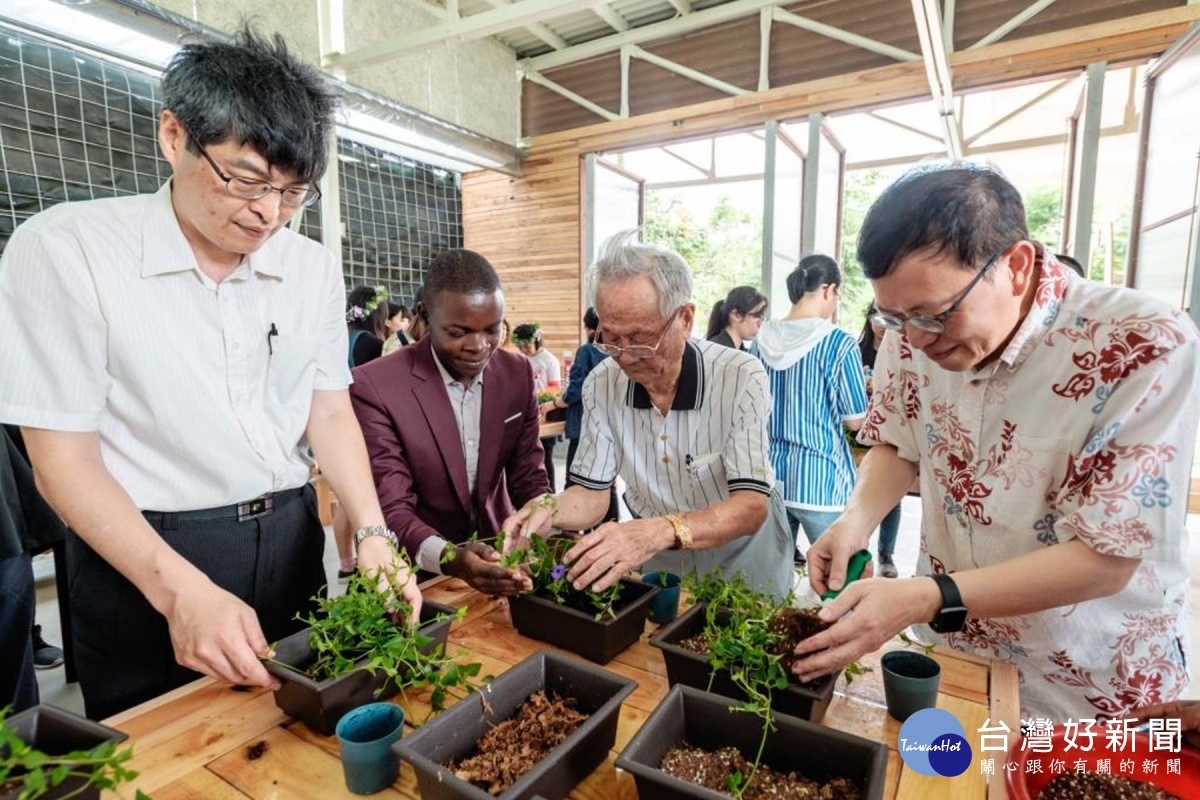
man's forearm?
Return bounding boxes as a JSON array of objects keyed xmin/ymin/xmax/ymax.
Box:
[
  {"xmin": 545, "ymin": 484, "xmax": 615, "ymax": 531},
  {"xmin": 307, "ymin": 391, "xmax": 386, "ymax": 531},
  {"xmin": 840, "ymin": 445, "xmax": 917, "ymax": 540},
  {"xmin": 21, "ymin": 427, "xmax": 207, "ymax": 615},
  {"xmin": 674, "ymin": 490, "xmax": 767, "ymax": 550}
]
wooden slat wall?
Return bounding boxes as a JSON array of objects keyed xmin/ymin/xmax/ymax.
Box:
[
  {"xmin": 464, "ymin": 7, "xmax": 1200, "ymax": 362},
  {"xmin": 463, "ymin": 146, "xmax": 583, "ymax": 361}
]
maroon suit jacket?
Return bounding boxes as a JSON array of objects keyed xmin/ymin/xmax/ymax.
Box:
[{"xmin": 348, "ymin": 339, "xmax": 550, "ymax": 559}]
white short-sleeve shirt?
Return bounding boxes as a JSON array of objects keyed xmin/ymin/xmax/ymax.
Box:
[
  {"xmin": 861, "ymin": 254, "xmax": 1199, "ymax": 720},
  {"xmin": 0, "ymin": 182, "xmax": 349, "ymax": 511},
  {"xmin": 569, "ymin": 338, "xmax": 793, "ymax": 597}
]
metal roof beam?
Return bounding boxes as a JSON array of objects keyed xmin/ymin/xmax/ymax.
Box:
[
  {"xmin": 524, "ymin": 0, "xmax": 789, "ymax": 73},
  {"xmin": 521, "ymin": 68, "xmax": 619, "ymax": 120},
  {"xmin": 481, "ymin": 0, "xmax": 568, "ymax": 50},
  {"xmin": 969, "ymin": 0, "xmax": 1059, "ymax": 49},
  {"xmin": 329, "ymin": 0, "xmax": 593, "ymax": 67},
  {"xmin": 772, "ymin": 8, "xmax": 920, "ymax": 61},
  {"xmin": 593, "ymin": 4, "xmax": 631, "ymax": 33},
  {"xmin": 626, "ymin": 44, "xmax": 748, "ymax": 96},
  {"xmin": 910, "ymin": 0, "xmax": 964, "ymax": 158}
]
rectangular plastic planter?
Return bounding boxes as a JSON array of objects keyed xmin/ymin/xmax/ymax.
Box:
[
  {"xmin": 507, "ymin": 577, "xmax": 656, "ymax": 664},
  {"xmin": 616, "ymin": 684, "xmax": 888, "ymax": 800},
  {"xmin": 264, "ymin": 600, "xmax": 455, "ymax": 736},
  {"xmin": 649, "ymin": 601, "xmax": 837, "ymax": 723},
  {"xmin": 395, "ymin": 649, "xmax": 636, "ymax": 800},
  {"xmin": 1, "ymin": 705, "xmax": 129, "ymax": 800}
]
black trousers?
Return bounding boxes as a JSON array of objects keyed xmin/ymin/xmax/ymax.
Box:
[
  {"xmin": 0, "ymin": 553, "xmax": 38, "ymax": 712},
  {"xmin": 564, "ymin": 438, "xmax": 619, "ymax": 526},
  {"xmin": 67, "ymin": 484, "xmax": 326, "ymax": 720}
]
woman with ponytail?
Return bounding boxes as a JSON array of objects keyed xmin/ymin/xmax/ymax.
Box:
[
  {"xmin": 706, "ymin": 285, "xmax": 768, "ymax": 350},
  {"xmin": 752, "ymin": 255, "xmax": 868, "ymax": 558}
]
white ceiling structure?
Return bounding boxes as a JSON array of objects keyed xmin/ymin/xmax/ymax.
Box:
[{"xmin": 325, "ymin": 0, "xmax": 1154, "ymax": 159}]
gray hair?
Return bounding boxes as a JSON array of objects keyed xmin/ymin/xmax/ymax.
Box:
[{"xmin": 586, "ymin": 230, "xmax": 694, "ymax": 318}]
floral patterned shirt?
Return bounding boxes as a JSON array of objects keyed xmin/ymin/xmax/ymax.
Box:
[{"xmin": 861, "ymin": 254, "xmax": 1200, "ymax": 720}]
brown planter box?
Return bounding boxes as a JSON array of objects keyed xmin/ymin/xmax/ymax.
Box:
[
  {"xmin": 616, "ymin": 685, "xmax": 887, "ymax": 800},
  {"xmin": 1, "ymin": 705, "xmax": 129, "ymax": 800},
  {"xmin": 264, "ymin": 600, "xmax": 456, "ymax": 735},
  {"xmin": 507, "ymin": 578, "xmax": 657, "ymax": 664},
  {"xmin": 395, "ymin": 649, "xmax": 636, "ymax": 800},
  {"xmin": 649, "ymin": 601, "xmax": 836, "ymax": 723}
]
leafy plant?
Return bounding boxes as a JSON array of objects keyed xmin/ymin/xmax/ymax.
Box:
[
  {"xmin": 680, "ymin": 572, "xmax": 869, "ymax": 798},
  {"xmin": 898, "ymin": 629, "xmax": 938, "ymax": 657},
  {"xmin": 269, "ymin": 573, "xmax": 482, "ymax": 716},
  {"xmin": 535, "ymin": 390, "xmax": 559, "ymax": 404},
  {"xmin": 0, "ymin": 708, "xmax": 148, "ymax": 800},
  {"xmin": 497, "ymin": 531, "xmax": 623, "ymax": 621}
]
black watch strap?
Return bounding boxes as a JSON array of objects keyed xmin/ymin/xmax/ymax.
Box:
[{"xmin": 929, "ymin": 573, "xmax": 968, "ymax": 634}]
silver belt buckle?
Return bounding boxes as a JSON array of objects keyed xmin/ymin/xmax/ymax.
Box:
[{"xmin": 236, "ymin": 494, "xmax": 274, "ymax": 522}]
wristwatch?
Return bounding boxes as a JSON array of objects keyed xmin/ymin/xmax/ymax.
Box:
[
  {"xmin": 928, "ymin": 573, "xmax": 968, "ymax": 634},
  {"xmin": 354, "ymin": 525, "xmax": 400, "ymax": 551},
  {"xmin": 664, "ymin": 514, "xmax": 692, "ymax": 550}
]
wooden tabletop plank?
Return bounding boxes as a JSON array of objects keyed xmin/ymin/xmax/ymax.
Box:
[
  {"xmin": 123, "ymin": 690, "xmax": 288, "ymax": 796},
  {"xmin": 146, "ymin": 768, "xmax": 254, "ymax": 800},
  {"xmin": 208, "ymin": 726, "xmax": 417, "ymax": 799}
]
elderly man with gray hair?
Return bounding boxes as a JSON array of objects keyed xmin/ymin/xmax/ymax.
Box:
[{"xmin": 502, "ymin": 231, "xmax": 793, "ymax": 598}]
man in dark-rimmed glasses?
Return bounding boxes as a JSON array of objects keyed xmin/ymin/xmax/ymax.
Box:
[
  {"xmin": 792, "ymin": 163, "xmax": 1200, "ymax": 722},
  {"xmin": 501, "ymin": 231, "xmax": 793, "ymax": 600},
  {"xmin": 0, "ymin": 28, "xmax": 419, "ymax": 719}
]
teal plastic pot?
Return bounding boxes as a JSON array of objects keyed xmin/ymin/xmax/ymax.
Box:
[{"xmin": 642, "ymin": 572, "xmax": 682, "ymax": 625}]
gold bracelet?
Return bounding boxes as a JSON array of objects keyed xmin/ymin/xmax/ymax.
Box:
[{"xmin": 664, "ymin": 514, "xmax": 692, "ymax": 550}]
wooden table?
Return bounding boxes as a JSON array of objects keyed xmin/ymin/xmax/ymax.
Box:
[{"xmin": 107, "ymin": 578, "xmax": 1019, "ymax": 800}]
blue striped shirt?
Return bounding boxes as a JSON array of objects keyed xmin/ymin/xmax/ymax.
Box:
[{"xmin": 753, "ymin": 328, "xmax": 868, "ymax": 510}]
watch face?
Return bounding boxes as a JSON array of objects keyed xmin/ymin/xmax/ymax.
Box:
[{"xmin": 932, "ymin": 605, "xmax": 968, "ymax": 634}]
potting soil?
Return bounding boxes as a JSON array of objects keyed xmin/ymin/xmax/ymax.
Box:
[
  {"xmin": 1037, "ymin": 772, "xmax": 1181, "ymax": 800},
  {"xmin": 660, "ymin": 743, "xmax": 862, "ymax": 799}
]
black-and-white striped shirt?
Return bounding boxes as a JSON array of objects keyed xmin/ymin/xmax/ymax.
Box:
[{"xmin": 569, "ymin": 339, "xmax": 792, "ymax": 597}]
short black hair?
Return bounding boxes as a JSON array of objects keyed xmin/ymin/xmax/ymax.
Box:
[
  {"xmin": 1055, "ymin": 253, "xmax": 1087, "ymax": 278},
  {"xmin": 583, "ymin": 307, "xmax": 599, "ymax": 330},
  {"xmin": 786, "ymin": 254, "xmax": 841, "ymax": 304},
  {"xmin": 857, "ymin": 163, "xmax": 1028, "ymax": 279},
  {"xmin": 423, "ymin": 249, "xmax": 503, "ymax": 308},
  {"xmin": 162, "ymin": 26, "xmax": 339, "ymax": 184}
]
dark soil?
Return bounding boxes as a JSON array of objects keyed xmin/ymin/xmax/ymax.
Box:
[
  {"xmin": 532, "ymin": 585, "xmax": 627, "ymax": 617},
  {"xmin": 448, "ymin": 691, "xmax": 589, "ymax": 795},
  {"xmin": 660, "ymin": 743, "xmax": 862, "ymax": 800},
  {"xmin": 1037, "ymin": 772, "xmax": 1180, "ymax": 800},
  {"xmin": 769, "ymin": 607, "xmax": 832, "ymax": 674}
]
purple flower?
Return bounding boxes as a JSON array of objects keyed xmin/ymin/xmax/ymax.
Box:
[{"xmin": 550, "ymin": 564, "xmax": 567, "ymax": 582}]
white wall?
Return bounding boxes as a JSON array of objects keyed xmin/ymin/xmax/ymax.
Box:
[{"xmin": 153, "ymin": 0, "xmax": 519, "ymax": 145}]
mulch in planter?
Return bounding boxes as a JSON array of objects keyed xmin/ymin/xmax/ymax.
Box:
[
  {"xmin": 447, "ymin": 691, "xmax": 589, "ymax": 796},
  {"xmin": 660, "ymin": 742, "xmax": 864, "ymax": 800},
  {"xmin": 1037, "ymin": 772, "xmax": 1181, "ymax": 800}
]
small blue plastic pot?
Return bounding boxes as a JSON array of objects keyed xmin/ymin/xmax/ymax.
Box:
[
  {"xmin": 642, "ymin": 572, "xmax": 682, "ymax": 625},
  {"xmin": 335, "ymin": 701, "xmax": 405, "ymax": 794}
]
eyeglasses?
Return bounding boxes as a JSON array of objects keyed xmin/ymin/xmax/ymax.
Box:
[
  {"xmin": 869, "ymin": 248, "xmax": 1008, "ymax": 335},
  {"xmin": 188, "ymin": 134, "xmax": 321, "ymax": 208},
  {"xmin": 595, "ymin": 306, "xmax": 683, "ymax": 360}
]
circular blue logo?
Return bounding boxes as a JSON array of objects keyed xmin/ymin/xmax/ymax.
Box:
[{"xmin": 897, "ymin": 708, "xmax": 973, "ymax": 777}]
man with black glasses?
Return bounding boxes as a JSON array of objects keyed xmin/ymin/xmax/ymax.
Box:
[
  {"xmin": 501, "ymin": 231, "xmax": 793, "ymax": 600},
  {"xmin": 0, "ymin": 28, "xmax": 419, "ymax": 719},
  {"xmin": 791, "ymin": 163, "xmax": 1199, "ymax": 722}
]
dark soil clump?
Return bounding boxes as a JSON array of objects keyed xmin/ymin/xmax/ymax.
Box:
[
  {"xmin": 448, "ymin": 691, "xmax": 588, "ymax": 795},
  {"xmin": 769, "ymin": 606, "xmax": 831, "ymax": 674},
  {"xmin": 1037, "ymin": 772, "xmax": 1180, "ymax": 800},
  {"xmin": 660, "ymin": 743, "xmax": 862, "ymax": 800}
]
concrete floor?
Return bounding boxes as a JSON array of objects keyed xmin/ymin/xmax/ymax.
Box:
[{"xmin": 31, "ymin": 454, "xmax": 1200, "ymax": 717}]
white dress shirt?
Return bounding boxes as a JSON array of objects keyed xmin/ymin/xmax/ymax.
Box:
[{"xmin": 0, "ymin": 182, "xmax": 349, "ymax": 511}]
